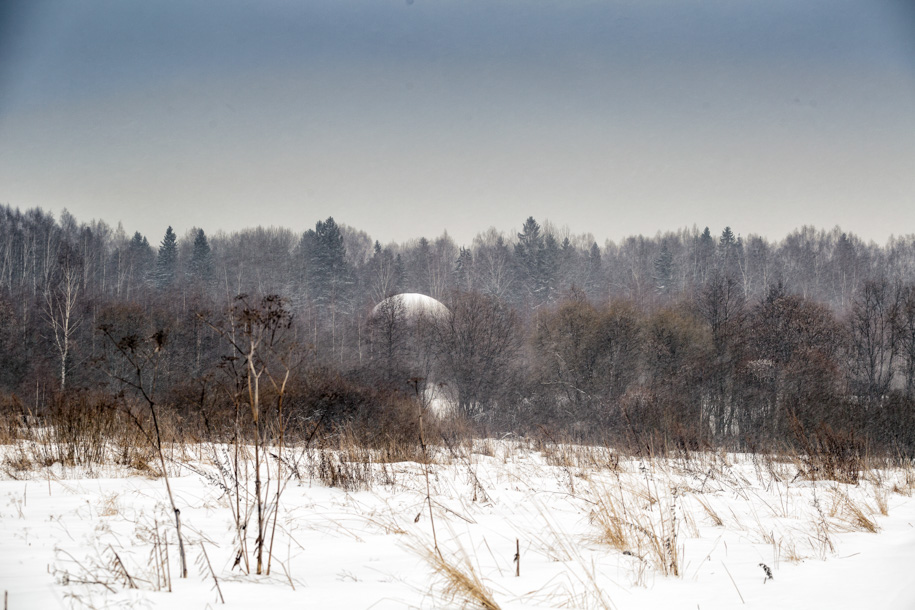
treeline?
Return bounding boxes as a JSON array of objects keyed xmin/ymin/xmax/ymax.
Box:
[{"xmin": 2, "ymin": 205, "xmax": 915, "ymax": 454}]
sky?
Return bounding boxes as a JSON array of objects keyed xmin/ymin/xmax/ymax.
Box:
[{"xmin": 1, "ymin": 0, "xmax": 913, "ymax": 247}]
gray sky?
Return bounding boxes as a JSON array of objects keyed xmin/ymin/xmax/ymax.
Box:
[{"xmin": 1, "ymin": 0, "xmax": 914, "ymax": 246}]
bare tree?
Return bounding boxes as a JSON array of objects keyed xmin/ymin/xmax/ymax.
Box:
[
  {"xmin": 99, "ymin": 324, "xmax": 188, "ymax": 579},
  {"xmin": 848, "ymin": 278, "xmax": 902, "ymax": 402},
  {"xmin": 532, "ymin": 294, "xmax": 641, "ymax": 422},
  {"xmin": 203, "ymin": 294, "xmax": 294, "ymax": 575},
  {"xmin": 472, "ymin": 228, "xmax": 514, "ymax": 301},
  {"xmin": 368, "ymin": 242, "xmax": 401, "ymax": 304},
  {"xmin": 900, "ymin": 284, "xmax": 915, "ymax": 398},
  {"xmin": 694, "ymin": 273, "xmax": 745, "ymax": 440},
  {"xmin": 44, "ymin": 250, "xmax": 83, "ymax": 390},
  {"xmin": 367, "ymin": 294, "xmax": 411, "ymax": 388},
  {"xmin": 432, "ymin": 291, "xmax": 520, "ymax": 418}
]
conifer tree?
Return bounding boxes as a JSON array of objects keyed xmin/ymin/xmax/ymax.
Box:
[
  {"xmin": 128, "ymin": 231, "xmax": 154, "ymax": 285},
  {"xmin": 718, "ymin": 226, "xmax": 741, "ymax": 279},
  {"xmin": 515, "ymin": 216, "xmax": 544, "ymax": 305},
  {"xmin": 408, "ymin": 237, "xmax": 432, "ymax": 295},
  {"xmin": 542, "ymin": 231, "xmax": 560, "ymax": 302},
  {"xmin": 654, "ymin": 244, "xmax": 674, "ymax": 296},
  {"xmin": 585, "ymin": 242, "xmax": 603, "ymax": 300},
  {"xmin": 129, "ymin": 231, "xmax": 150, "ymax": 255},
  {"xmin": 309, "ymin": 217, "xmax": 350, "ymax": 306},
  {"xmin": 455, "ymin": 247, "xmax": 474, "ymax": 291},
  {"xmin": 695, "ymin": 226, "xmax": 715, "ymax": 283},
  {"xmin": 155, "ymin": 226, "xmax": 178, "ymax": 289},
  {"xmin": 188, "ymin": 228, "xmax": 213, "ymax": 282}
]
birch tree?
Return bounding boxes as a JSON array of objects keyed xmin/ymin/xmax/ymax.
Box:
[{"xmin": 44, "ymin": 250, "xmax": 82, "ymax": 390}]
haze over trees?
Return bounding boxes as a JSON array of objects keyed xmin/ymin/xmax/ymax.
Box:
[{"xmin": 2, "ymin": 205, "xmax": 915, "ymax": 453}]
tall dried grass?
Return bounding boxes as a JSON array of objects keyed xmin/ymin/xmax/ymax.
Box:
[
  {"xmin": 405, "ymin": 534, "xmax": 501, "ymax": 610},
  {"xmin": 589, "ymin": 476, "xmax": 682, "ymax": 577}
]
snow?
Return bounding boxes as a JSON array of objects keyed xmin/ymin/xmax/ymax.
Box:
[{"xmin": 2, "ymin": 443, "xmax": 915, "ymax": 609}]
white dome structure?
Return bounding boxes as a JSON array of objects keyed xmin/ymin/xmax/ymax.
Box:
[
  {"xmin": 368, "ymin": 293, "xmax": 456, "ymax": 417},
  {"xmin": 370, "ymin": 293, "xmax": 449, "ymax": 320}
]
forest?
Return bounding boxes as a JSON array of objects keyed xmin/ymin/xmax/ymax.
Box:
[{"xmin": 2, "ymin": 204, "xmax": 915, "ymax": 456}]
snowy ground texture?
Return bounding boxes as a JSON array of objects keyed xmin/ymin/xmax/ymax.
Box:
[{"xmin": 3, "ymin": 440, "xmax": 915, "ymax": 609}]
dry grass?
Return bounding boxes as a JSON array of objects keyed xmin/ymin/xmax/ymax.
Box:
[
  {"xmin": 590, "ymin": 491, "xmax": 630, "ymax": 552},
  {"xmin": 7, "ymin": 421, "xmax": 914, "ymax": 609},
  {"xmin": 589, "ymin": 477, "xmax": 682, "ymax": 577},
  {"xmin": 693, "ymin": 495, "xmax": 724, "ymax": 527},
  {"xmin": 789, "ymin": 421, "xmax": 863, "ymax": 485},
  {"xmin": 540, "ymin": 442, "xmax": 620, "ymax": 473},
  {"xmin": 874, "ymin": 486, "xmax": 890, "ymax": 516},
  {"xmin": 783, "ymin": 538, "xmax": 804, "ymax": 563},
  {"xmin": 406, "ymin": 535, "xmax": 501, "ymax": 610},
  {"xmin": 98, "ymin": 493, "xmax": 121, "ymax": 517},
  {"xmin": 531, "ymin": 506, "xmax": 619, "ymax": 608},
  {"xmin": 831, "ymin": 488, "xmax": 879, "ymax": 533},
  {"xmin": 890, "ymin": 462, "xmax": 915, "ymax": 496}
]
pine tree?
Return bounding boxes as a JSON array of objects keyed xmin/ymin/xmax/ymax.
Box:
[
  {"xmin": 557, "ymin": 237, "xmax": 577, "ymax": 296},
  {"xmin": 155, "ymin": 226, "xmax": 178, "ymax": 289},
  {"xmin": 585, "ymin": 242, "xmax": 603, "ymax": 300},
  {"xmin": 654, "ymin": 244, "xmax": 674, "ymax": 296},
  {"xmin": 541, "ymin": 232, "xmax": 560, "ymax": 302},
  {"xmin": 297, "ymin": 228, "xmax": 319, "ymax": 302},
  {"xmin": 695, "ymin": 226, "xmax": 715, "ymax": 284},
  {"xmin": 129, "ymin": 231, "xmax": 150, "ymax": 254},
  {"xmin": 454, "ymin": 247, "xmax": 474, "ymax": 291},
  {"xmin": 393, "ymin": 254, "xmax": 405, "ymax": 293},
  {"xmin": 718, "ymin": 226, "xmax": 740, "ymax": 279},
  {"xmin": 515, "ymin": 216, "xmax": 544, "ymax": 305},
  {"xmin": 304, "ymin": 217, "xmax": 351, "ymax": 306},
  {"xmin": 128, "ymin": 231, "xmax": 153, "ymax": 268},
  {"xmin": 408, "ymin": 237, "xmax": 432, "ymax": 295},
  {"xmin": 188, "ymin": 228, "xmax": 213, "ymax": 282}
]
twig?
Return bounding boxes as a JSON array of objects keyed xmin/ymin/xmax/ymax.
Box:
[
  {"xmin": 482, "ymin": 537, "xmax": 504, "ymax": 578},
  {"xmin": 721, "ymin": 561, "xmax": 745, "ymax": 605},
  {"xmin": 163, "ymin": 524, "xmax": 172, "ymax": 592},
  {"xmin": 201, "ymin": 542, "xmax": 225, "ymax": 604},
  {"xmin": 109, "ymin": 545, "xmax": 137, "ymax": 589},
  {"xmin": 152, "ymin": 521, "xmax": 163, "ymax": 591},
  {"xmin": 412, "ymin": 377, "xmax": 440, "ymax": 558}
]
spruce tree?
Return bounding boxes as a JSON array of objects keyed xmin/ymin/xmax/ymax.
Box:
[
  {"xmin": 654, "ymin": 244, "xmax": 674, "ymax": 296},
  {"xmin": 541, "ymin": 231, "xmax": 560, "ymax": 302},
  {"xmin": 129, "ymin": 231, "xmax": 149, "ymax": 254},
  {"xmin": 409, "ymin": 237, "xmax": 432, "ymax": 295},
  {"xmin": 718, "ymin": 226, "xmax": 738, "ymax": 278},
  {"xmin": 188, "ymin": 228, "xmax": 213, "ymax": 282},
  {"xmin": 585, "ymin": 242, "xmax": 602, "ymax": 300},
  {"xmin": 155, "ymin": 226, "xmax": 178, "ymax": 289},
  {"xmin": 304, "ymin": 217, "xmax": 351, "ymax": 306},
  {"xmin": 515, "ymin": 216, "xmax": 544, "ymax": 304},
  {"xmin": 393, "ymin": 253, "xmax": 405, "ymax": 293},
  {"xmin": 695, "ymin": 226, "xmax": 715, "ymax": 283},
  {"xmin": 128, "ymin": 231, "xmax": 153, "ymax": 273},
  {"xmin": 455, "ymin": 247, "xmax": 474, "ymax": 291}
]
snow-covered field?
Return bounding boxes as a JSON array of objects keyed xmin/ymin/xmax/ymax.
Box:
[{"xmin": 3, "ymin": 440, "xmax": 915, "ymax": 609}]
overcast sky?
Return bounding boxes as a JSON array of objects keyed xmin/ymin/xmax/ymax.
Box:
[{"xmin": 1, "ymin": 0, "xmax": 913, "ymax": 246}]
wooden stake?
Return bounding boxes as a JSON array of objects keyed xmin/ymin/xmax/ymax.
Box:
[{"xmin": 515, "ymin": 539, "xmax": 520, "ymax": 577}]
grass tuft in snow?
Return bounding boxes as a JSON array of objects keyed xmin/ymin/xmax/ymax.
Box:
[{"xmin": 405, "ymin": 533, "xmax": 502, "ymax": 610}]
